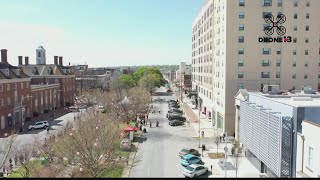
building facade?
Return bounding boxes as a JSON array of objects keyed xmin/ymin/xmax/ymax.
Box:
[
  {"xmin": 19, "ymin": 47, "xmax": 76, "ymax": 107},
  {"xmin": 192, "ymin": 0, "xmax": 320, "ymax": 135},
  {"xmin": 235, "ymin": 88, "xmax": 320, "ymax": 177},
  {"xmin": 0, "ymin": 49, "xmax": 32, "ymax": 130}
]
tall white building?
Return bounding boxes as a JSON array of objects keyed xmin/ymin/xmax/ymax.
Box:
[{"xmin": 192, "ymin": 0, "xmax": 320, "ymax": 135}]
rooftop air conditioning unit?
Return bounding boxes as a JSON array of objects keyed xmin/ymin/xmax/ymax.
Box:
[
  {"xmin": 301, "ymin": 86, "xmax": 314, "ymax": 94},
  {"xmin": 263, "ymin": 85, "xmax": 279, "ymax": 95}
]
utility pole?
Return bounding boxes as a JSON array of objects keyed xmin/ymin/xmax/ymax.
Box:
[{"xmin": 20, "ymin": 96, "xmax": 32, "ymax": 132}]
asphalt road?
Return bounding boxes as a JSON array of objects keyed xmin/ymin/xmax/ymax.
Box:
[{"xmin": 130, "ymin": 87, "xmax": 212, "ymax": 178}]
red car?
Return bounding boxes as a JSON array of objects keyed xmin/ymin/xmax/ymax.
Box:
[{"xmin": 167, "ymin": 89, "xmax": 172, "ymax": 93}]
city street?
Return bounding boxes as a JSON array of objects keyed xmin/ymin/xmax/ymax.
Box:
[{"xmin": 130, "ymin": 87, "xmax": 212, "ymax": 178}]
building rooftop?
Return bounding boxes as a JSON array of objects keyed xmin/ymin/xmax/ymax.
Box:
[{"xmin": 250, "ymin": 91, "xmax": 320, "ymax": 107}]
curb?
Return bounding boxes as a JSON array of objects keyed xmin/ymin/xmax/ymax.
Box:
[{"xmin": 121, "ymin": 132, "xmax": 142, "ymax": 178}]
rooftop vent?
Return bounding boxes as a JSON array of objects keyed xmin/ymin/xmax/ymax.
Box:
[{"xmin": 263, "ymin": 85, "xmax": 279, "ymax": 95}]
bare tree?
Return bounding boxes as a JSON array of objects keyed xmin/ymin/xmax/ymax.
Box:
[
  {"xmin": 213, "ymin": 130, "xmax": 220, "ymax": 155},
  {"xmin": 231, "ymin": 140, "xmax": 242, "ymax": 178},
  {"xmin": 53, "ymin": 112, "xmax": 120, "ymax": 177},
  {"xmin": 0, "ymin": 131, "xmax": 17, "ymax": 173}
]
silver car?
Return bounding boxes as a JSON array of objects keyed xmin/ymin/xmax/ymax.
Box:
[
  {"xmin": 183, "ymin": 164, "xmax": 208, "ymax": 178},
  {"xmin": 28, "ymin": 121, "xmax": 49, "ymax": 131}
]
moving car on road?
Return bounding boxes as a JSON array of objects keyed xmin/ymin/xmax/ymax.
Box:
[
  {"xmin": 179, "ymin": 148, "xmax": 201, "ymax": 157},
  {"xmin": 169, "ymin": 120, "xmax": 184, "ymax": 126},
  {"xmin": 180, "ymin": 154, "xmax": 203, "ymax": 167},
  {"xmin": 183, "ymin": 164, "xmax": 208, "ymax": 178},
  {"xmin": 168, "ymin": 104, "xmax": 180, "ymax": 108},
  {"xmin": 28, "ymin": 121, "xmax": 49, "ymax": 131},
  {"xmin": 168, "ymin": 109, "xmax": 183, "ymax": 113}
]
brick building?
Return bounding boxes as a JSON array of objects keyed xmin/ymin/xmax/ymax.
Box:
[
  {"xmin": 18, "ymin": 46, "xmax": 76, "ymax": 107},
  {"xmin": 0, "ymin": 49, "xmax": 31, "ymax": 130}
]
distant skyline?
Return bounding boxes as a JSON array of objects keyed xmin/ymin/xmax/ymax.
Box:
[{"xmin": 0, "ymin": 0, "xmax": 205, "ymax": 67}]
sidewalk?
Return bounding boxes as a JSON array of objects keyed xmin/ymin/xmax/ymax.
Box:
[
  {"xmin": 181, "ymin": 94, "xmax": 218, "ymax": 138},
  {"xmin": 122, "ymin": 133, "xmax": 142, "ymax": 177}
]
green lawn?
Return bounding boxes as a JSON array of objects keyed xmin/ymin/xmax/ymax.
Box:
[
  {"xmin": 101, "ymin": 164, "xmax": 124, "ymax": 178},
  {"xmin": 8, "ymin": 160, "xmax": 43, "ymax": 178}
]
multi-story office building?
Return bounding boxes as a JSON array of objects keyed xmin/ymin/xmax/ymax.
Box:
[{"xmin": 192, "ymin": 0, "xmax": 320, "ymax": 135}]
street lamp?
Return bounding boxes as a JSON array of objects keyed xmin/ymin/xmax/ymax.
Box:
[
  {"xmin": 224, "ymin": 132, "xmax": 228, "ymax": 178},
  {"xmin": 20, "ymin": 95, "xmax": 32, "ymax": 132}
]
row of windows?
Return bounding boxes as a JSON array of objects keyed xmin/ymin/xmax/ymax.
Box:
[
  {"xmin": 237, "ymin": 72, "xmax": 318, "ymax": 79},
  {"xmin": 238, "ymin": 12, "xmax": 311, "ymax": 20},
  {"xmin": 239, "ymin": 0, "xmax": 310, "ymax": 7},
  {"xmin": 0, "ymin": 82, "xmax": 30, "ymax": 92},
  {"xmin": 238, "ymin": 48, "xmax": 320, "ymax": 55},
  {"xmin": 239, "ymin": 23, "xmax": 311, "ymax": 32}
]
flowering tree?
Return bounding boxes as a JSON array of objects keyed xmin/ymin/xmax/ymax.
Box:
[
  {"xmin": 53, "ymin": 113, "xmax": 120, "ymax": 177},
  {"xmin": 0, "ymin": 132, "xmax": 17, "ymax": 173}
]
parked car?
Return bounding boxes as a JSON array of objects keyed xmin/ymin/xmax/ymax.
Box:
[
  {"xmin": 179, "ymin": 148, "xmax": 201, "ymax": 157},
  {"xmin": 28, "ymin": 121, "xmax": 49, "ymax": 131},
  {"xmin": 168, "ymin": 116, "xmax": 186, "ymax": 121},
  {"xmin": 180, "ymin": 154, "xmax": 203, "ymax": 167},
  {"xmin": 183, "ymin": 164, "xmax": 208, "ymax": 178},
  {"xmin": 169, "ymin": 120, "xmax": 184, "ymax": 126},
  {"xmin": 169, "ymin": 104, "xmax": 180, "ymax": 108},
  {"xmin": 168, "ymin": 112, "xmax": 183, "ymax": 118},
  {"xmin": 168, "ymin": 108, "xmax": 182, "ymax": 113},
  {"xmin": 168, "ymin": 100, "xmax": 177, "ymax": 103}
]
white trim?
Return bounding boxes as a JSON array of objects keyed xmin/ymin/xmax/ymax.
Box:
[{"xmin": 0, "ymin": 78, "xmax": 31, "ymax": 83}]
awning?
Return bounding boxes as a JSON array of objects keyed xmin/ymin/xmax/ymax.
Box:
[{"xmin": 123, "ymin": 126, "xmax": 140, "ymax": 132}]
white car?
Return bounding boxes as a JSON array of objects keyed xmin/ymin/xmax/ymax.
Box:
[
  {"xmin": 183, "ymin": 164, "xmax": 208, "ymax": 178},
  {"xmin": 28, "ymin": 121, "xmax": 49, "ymax": 131}
]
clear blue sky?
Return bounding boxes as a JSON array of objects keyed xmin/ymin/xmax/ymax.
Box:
[{"xmin": 0, "ymin": 0, "xmax": 204, "ymax": 67}]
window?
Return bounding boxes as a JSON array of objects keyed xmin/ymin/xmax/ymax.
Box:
[
  {"xmin": 305, "ymin": 38, "xmax": 309, "ymax": 43},
  {"xmin": 264, "ymin": 0, "xmax": 272, "ymax": 6},
  {"xmin": 292, "ymin": 85, "xmax": 296, "ymax": 90},
  {"xmin": 239, "ymin": 12, "xmax": 245, "ymax": 19},
  {"xmin": 239, "ymin": 24, "xmax": 244, "ymax": 31},
  {"xmin": 238, "ymin": 72, "xmax": 244, "ymax": 78},
  {"xmin": 37, "ymin": 52, "xmax": 41, "ymax": 58},
  {"xmin": 21, "ymin": 82, "xmax": 23, "ymax": 89},
  {"xmin": 276, "ymin": 60, "xmax": 281, "ymax": 66},
  {"xmin": 261, "ymin": 72, "xmax": 270, "ymax": 78},
  {"xmin": 263, "ymin": 48, "xmax": 271, "ymax": 55},
  {"xmin": 294, "ymin": 1, "xmax": 298, "ymax": 7},
  {"xmin": 318, "ymin": 74, "xmax": 320, "ymax": 79},
  {"xmin": 0, "ymin": 99, "xmax": 4, "ymax": 107},
  {"xmin": 276, "ymin": 72, "xmax": 280, "ymax": 78},
  {"xmin": 7, "ymin": 84, "xmax": 10, "ymax": 91},
  {"xmin": 263, "ymin": 12, "xmax": 272, "ymax": 18},
  {"xmin": 278, "ymin": 0, "xmax": 282, "ymax": 6},
  {"xmin": 306, "ymin": 26, "xmax": 309, "ymax": 31},
  {"xmin": 239, "ymin": 0, "xmax": 245, "ymax": 6},
  {"xmin": 294, "ymin": 13, "xmax": 298, "ymax": 19},
  {"xmin": 238, "ymin": 83, "xmax": 244, "ymax": 90},
  {"xmin": 262, "ymin": 60, "xmax": 271, "ymax": 66},
  {"xmin": 305, "ymin": 62, "xmax": 308, "ymax": 67},
  {"xmin": 239, "ymin": 36, "xmax": 244, "ymax": 43},
  {"xmin": 238, "ymin": 59, "xmax": 244, "ymax": 66},
  {"xmin": 293, "ymin": 50, "xmax": 297, "ymax": 55},
  {"xmin": 293, "ymin": 62, "xmax": 296, "ymax": 67},
  {"xmin": 305, "ymin": 50, "xmax": 308, "ymax": 55},
  {"xmin": 306, "ymin": 1, "xmax": 310, "ymax": 7},
  {"xmin": 277, "ymin": 49, "xmax": 281, "ymax": 54},
  {"xmin": 294, "ymin": 25, "xmax": 297, "ymax": 31},
  {"xmin": 304, "ymin": 75, "xmax": 308, "ymax": 79},
  {"xmin": 292, "ymin": 74, "xmax": 296, "ymax": 79},
  {"xmin": 7, "ymin": 97, "xmax": 10, "ymax": 106},
  {"xmin": 293, "ymin": 38, "xmax": 297, "ymax": 43},
  {"xmin": 306, "ymin": 13, "xmax": 310, "ymax": 19},
  {"xmin": 0, "ymin": 85, "xmax": 3, "ymax": 92},
  {"xmin": 238, "ymin": 48, "xmax": 244, "ymax": 54}
]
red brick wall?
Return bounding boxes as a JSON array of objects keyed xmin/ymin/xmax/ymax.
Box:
[
  {"xmin": 0, "ymin": 80, "xmax": 31, "ymax": 130},
  {"xmin": 31, "ymin": 86, "xmax": 60, "ymax": 114}
]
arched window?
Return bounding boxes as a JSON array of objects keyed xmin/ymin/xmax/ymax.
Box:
[{"xmin": 38, "ymin": 51, "xmax": 41, "ymax": 58}]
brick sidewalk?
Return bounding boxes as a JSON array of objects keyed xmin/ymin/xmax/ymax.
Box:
[{"xmin": 182, "ymin": 102, "xmax": 199, "ymax": 123}]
